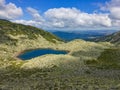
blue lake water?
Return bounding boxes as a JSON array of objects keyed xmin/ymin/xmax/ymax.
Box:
[{"xmin": 17, "ymin": 49, "xmax": 68, "ymax": 60}]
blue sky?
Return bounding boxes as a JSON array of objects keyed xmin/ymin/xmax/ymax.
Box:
[
  {"xmin": 1, "ymin": 0, "xmax": 120, "ymax": 31},
  {"xmin": 7, "ymin": 0, "xmax": 110, "ymax": 13}
]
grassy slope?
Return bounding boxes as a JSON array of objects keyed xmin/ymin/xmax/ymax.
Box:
[
  {"xmin": 85, "ymin": 48, "xmax": 120, "ymax": 69},
  {"xmin": 0, "ymin": 19, "xmax": 120, "ymax": 90},
  {"xmin": 1, "ymin": 39, "xmax": 119, "ymax": 90},
  {"xmin": 0, "ymin": 19, "xmax": 62, "ymax": 44}
]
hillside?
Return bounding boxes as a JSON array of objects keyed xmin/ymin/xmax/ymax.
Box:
[
  {"xmin": 0, "ymin": 19, "xmax": 62, "ymax": 44},
  {"xmin": 0, "ymin": 19, "xmax": 120, "ymax": 90},
  {"xmin": 95, "ymin": 30, "xmax": 120, "ymax": 45}
]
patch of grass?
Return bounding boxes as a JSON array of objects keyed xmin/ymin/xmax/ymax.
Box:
[
  {"xmin": 85, "ymin": 48, "xmax": 120, "ymax": 69},
  {"xmin": 85, "ymin": 59, "xmax": 98, "ymax": 65}
]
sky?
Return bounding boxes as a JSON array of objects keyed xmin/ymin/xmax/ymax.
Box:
[{"xmin": 0, "ymin": 0, "xmax": 120, "ymax": 31}]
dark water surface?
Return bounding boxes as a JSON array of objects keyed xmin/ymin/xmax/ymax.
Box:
[{"xmin": 17, "ymin": 49, "xmax": 68, "ymax": 60}]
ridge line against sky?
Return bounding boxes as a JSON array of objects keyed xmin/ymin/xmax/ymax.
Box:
[{"xmin": 0, "ymin": 0, "xmax": 120, "ymax": 31}]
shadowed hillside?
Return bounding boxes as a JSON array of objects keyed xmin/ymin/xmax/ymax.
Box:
[{"xmin": 85, "ymin": 48, "xmax": 120, "ymax": 69}]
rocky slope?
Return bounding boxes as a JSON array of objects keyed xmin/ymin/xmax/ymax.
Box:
[{"xmin": 95, "ymin": 30, "xmax": 120, "ymax": 45}]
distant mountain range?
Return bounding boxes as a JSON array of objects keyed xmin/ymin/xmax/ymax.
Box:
[
  {"xmin": 95, "ymin": 30, "xmax": 120, "ymax": 44},
  {"xmin": 51, "ymin": 30, "xmax": 118, "ymax": 41}
]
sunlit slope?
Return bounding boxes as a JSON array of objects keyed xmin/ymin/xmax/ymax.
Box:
[
  {"xmin": 21, "ymin": 40, "xmax": 112, "ymax": 69},
  {"xmin": 0, "ymin": 39, "xmax": 117, "ymax": 90}
]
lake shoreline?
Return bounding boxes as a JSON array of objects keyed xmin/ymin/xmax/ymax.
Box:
[{"xmin": 15, "ymin": 48, "xmax": 69, "ymax": 60}]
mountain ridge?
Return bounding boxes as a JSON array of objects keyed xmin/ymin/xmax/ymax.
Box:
[
  {"xmin": 95, "ymin": 30, "xmax": 120, "ymax": 45},
  {"xmin": 0, "ymin": 19, "xmax": 62, "ymax": 44},
  {"xmin": 52, "ymin": 30, "xmax": 117, "ymax": 41}
]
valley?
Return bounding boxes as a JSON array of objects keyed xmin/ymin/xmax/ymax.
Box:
[{"xmin": 0, "ymin": 19, "xmax": 120, "ymax": 90}]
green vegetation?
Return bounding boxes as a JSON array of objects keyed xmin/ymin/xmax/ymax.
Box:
[
  {"xmin": 1, "ymin": 59, "xmax": 120, "ymax": 90},
  {"xmin": 0, "ymin": 19, "xmax": 120, "ymax": 90},
  {"xmin": 0, "ymin": 28, "xmax": 18, "ymax": 45},
  {"xmin": 85, "ymin": 48, "xmax": 120, "ymax": 69},
  {"xmin": 0, "ymin": 19, "xmax": 62, "ymax": 43}
]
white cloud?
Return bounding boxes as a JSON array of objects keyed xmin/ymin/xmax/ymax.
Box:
[
  {"xmin": 0, "ymin": 0, "xmax": 5, "ymax": 5},
  {"xmin": 13, "ymin": 19, "xmax": 44, "ymax": 28},
  {"xmin": 13, "ymin": 7, "xmax": 112, "ymax": 30},
  {"xmin": 100, "ymin": 0, "xmax": 120, "ymax": 28},
  {"xmin": 27, "ymin": 7, "xmax": 44, "ymax": 22},
  {"xmin": 109, "ymin": 7, "xmax": 120, "ymax": 19},
  {"xmin": 44, "ymin": 8, "xmax": 111, "ymax": 29},
  {"xmin": 1, "ymin": 0, "xmax": 120, "ymax": 30},
  {"xmin": 103, "ymin": 0, "xmax": 120, "ymax": 20},
  {"xmin": 0, "ymin": 0, "xmax": 23, "ymax": 19}
]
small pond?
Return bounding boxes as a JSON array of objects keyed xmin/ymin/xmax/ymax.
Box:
[{"xmin": 17, "ymin": 48, "xmax": 68, "ymax": 60}]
